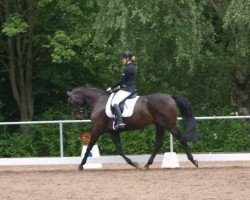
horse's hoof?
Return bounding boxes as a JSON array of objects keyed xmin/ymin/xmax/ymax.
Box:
[
  {"xmin": 133, "ymin": 162, "xmax": 140, "ymax": 169},
  {"xmin": 142, "ymin": 166, "xmax": 150, "ymax": 171},
  {"xmin": 78, "ymin": 165, "xmax": 83, "ymax": 171},
  {"xmin": 193, "ymin": 160, "xmax": 198, "ymax": 168}
]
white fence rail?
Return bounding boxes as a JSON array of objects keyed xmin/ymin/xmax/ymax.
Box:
[
  {"xmin": 0, "ymin": 116, "xmax": 249, "ymax": 158},
  {"xmin": 0, "ymin": 120, "xmax": 91, "ymax": 157}
]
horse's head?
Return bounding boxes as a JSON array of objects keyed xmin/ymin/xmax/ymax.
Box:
[
  {"xmin": 67, "ymin": 87, "xmax": 108, "ymax": 120},
  {"xmin": 67, "ymin": 91, "xmax": 85, "ymax": 120}
]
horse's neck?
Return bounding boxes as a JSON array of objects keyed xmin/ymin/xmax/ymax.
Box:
[{"xmin": 81, "ymin": 89, "xmax": 106, "ymax": 109}]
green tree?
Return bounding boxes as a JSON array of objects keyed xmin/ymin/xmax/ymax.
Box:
[
  {"xmin": 1, "ymin": 0, "xmax": 35, "ymax": 122},
  {"xmin": 210, "ymin": 0, "xmax": 250, "ymax": 115},
  {"xmin": 0, "ymin": 0, "xmax": 99, "ymax": 123},
  {"xmin": 93, "ymin": 0, "xmax": 250, "ymax": 115}
]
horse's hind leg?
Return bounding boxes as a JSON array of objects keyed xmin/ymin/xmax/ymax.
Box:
[
  {"xmin": 173, "ymin": 130, "xmax": 198, "ymax": 168},
  {"xmin": 111, "ymin": 133, "xmax": 140, "ymax": 169},
  {"xmin": 143, "ymin": 125, "xmax": 165, "ymax": 170}
]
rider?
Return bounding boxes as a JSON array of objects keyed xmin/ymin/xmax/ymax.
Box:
[{"xmin": 107, "ymin": 50, "xmax": 137, "ymax": 130}]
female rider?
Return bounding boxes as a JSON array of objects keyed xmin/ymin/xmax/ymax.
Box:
[{"xmin": 107, "ymin": 51, "xmax": 137, "ymax": 130}]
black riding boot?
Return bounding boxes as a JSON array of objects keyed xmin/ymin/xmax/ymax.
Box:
[{"xmin": 113, "ymin": 104, "xmax": 125, "ymax": 130}]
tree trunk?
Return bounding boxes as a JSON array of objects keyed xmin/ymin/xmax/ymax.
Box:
[
  {"xmin": 25, "ymin": 0, "xmax": 35, "ymax": 120},
  {"xmin": 3, "ymin": 0, "xmax": 35, "ymax": 126},
  {"xmin": 234, "ymin": 69, "xmax": 249, "ymax": 115},
  {"xmin": 231, "ymin": 25, "xmax": 250, "ymax": 115}
]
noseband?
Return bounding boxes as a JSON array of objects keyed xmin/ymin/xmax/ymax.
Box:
[{"xmin": 68, "ymin": 96, "xmax": 84, "ymax": 113}]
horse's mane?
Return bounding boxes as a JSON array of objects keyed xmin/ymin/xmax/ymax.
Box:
[{"xmin": 75, "ymin": 86, "xmax": 107, "ymax": 95}]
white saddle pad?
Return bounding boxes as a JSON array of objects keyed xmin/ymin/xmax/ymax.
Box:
[{"xmin": 105, "ymin": 93, "xmax": 140, "ymax": 118}]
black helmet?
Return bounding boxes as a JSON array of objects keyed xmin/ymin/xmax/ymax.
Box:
[{"xmin": 121, "ymin": 50, "xmax": 134, "ymax": 58}]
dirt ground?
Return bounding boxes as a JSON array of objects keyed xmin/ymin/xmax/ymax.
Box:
[{"xmin": 0, "ymin": 161, "xmax": 249, "ymax": 200}]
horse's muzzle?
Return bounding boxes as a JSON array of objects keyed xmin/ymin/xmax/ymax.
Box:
[{"xmin": 76, "ymin": 114, "xmax": 84, "ymax": 120}]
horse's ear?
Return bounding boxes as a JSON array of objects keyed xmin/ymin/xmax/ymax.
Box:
[{"xmin": 67, "ymin": 91, "xmax": 71, "ymax": 96}]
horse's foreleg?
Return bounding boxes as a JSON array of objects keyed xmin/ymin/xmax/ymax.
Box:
[
  {"xmin": 173, "ymin": 130, "xmax": 198, "ymax": 168},
  {"xmin": 143, "ymin": 126, "xmax": 165, "ymax": 170},
  {"xmin": 111, "ymin": 133, "xmax": 140, "ymax": 169},
  {"xmin": 78, "ymin": 130, "xmax": 101, "ymax": 171}
]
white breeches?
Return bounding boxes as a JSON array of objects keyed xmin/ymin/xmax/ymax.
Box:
[{"xmin": 111, "ymin": 90, "xmax": 131, "ymax": 106}]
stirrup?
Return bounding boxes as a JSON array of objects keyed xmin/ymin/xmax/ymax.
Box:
[{"xmin": 113, "ymin": 122, "xmax": 125, "ymax": 130}]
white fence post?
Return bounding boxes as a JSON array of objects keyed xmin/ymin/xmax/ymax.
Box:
[
  {"xmin": 59, "ymin": 122, "xmax": 64, "ymax": 157},
  {"xmin": 170, "ymin": 134, "xmax": 174, "ymax": 152}
]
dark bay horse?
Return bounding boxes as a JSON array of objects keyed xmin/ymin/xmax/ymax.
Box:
[{"xmin": 67, "ymin": 87, "xmax": 198, "ymax": 170}]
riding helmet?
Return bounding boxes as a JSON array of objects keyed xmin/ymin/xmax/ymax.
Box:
[{"xmin": 122, "ymin": 50, "xmax": 134, "ymax": 58}]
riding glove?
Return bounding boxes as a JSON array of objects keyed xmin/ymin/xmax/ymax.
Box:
[{"xmin": 106, "ymin": 87, "xmax": 112, "ymax": 92}]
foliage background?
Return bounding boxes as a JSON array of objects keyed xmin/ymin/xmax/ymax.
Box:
[{"xmin": 0, "ymin": 0, "xmax": 249, "ymax": 157}]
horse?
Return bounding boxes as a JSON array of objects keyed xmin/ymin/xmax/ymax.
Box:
[{"xmin": 67, "ymin": 87, "xmax": 198, "ymax": 170}]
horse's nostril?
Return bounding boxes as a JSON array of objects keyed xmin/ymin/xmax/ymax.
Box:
[{"xmin": 76, "ymin": 115, "xmax": 83, "ymax": 120}]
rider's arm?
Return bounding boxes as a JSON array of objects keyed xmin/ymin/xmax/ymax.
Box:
[{"xmin": 111, "ymin": 68, "xmax": 130, "ymax": 89}]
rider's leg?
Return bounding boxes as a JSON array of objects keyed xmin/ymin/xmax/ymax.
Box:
[
  {"xmin": 111, "ymin": 90, "xmax": 131, "ymax": 130},
  {"xmin": 112, "ymin": 104, "xmax": 125, "ymax": 129}
]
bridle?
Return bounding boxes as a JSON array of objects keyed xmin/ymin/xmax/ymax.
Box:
[{"xmin": 68, "ymin": 96, "xmax": 85, "ymax": 114}]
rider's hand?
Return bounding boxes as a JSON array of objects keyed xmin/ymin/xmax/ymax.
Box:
[{"xmin": 106, "ymin": 87, "xmax": 112, "ymax": 92}]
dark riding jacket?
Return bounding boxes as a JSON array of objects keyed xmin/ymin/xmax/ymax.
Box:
[{"xmin": 111, "ymin": 63, "xmax": 137, "ymax": 92}]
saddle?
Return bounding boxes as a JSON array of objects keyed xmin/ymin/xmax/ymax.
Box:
[{"xmin": 105, "ymin": 90, "xmax": 140, "ymax": 118}]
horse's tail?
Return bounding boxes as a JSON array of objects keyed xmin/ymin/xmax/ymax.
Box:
[{"xmin": 172, "ymin": 95, "xmax": 198, "ymax": 142}]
